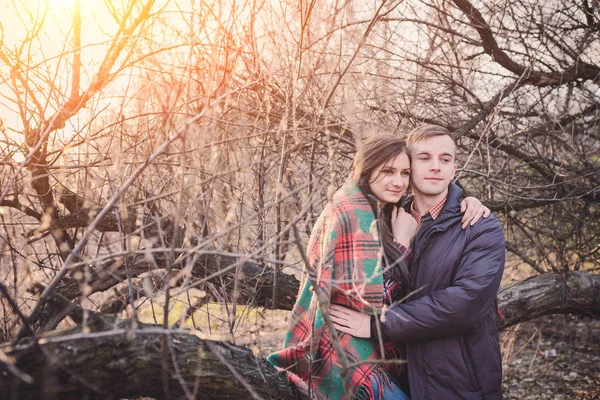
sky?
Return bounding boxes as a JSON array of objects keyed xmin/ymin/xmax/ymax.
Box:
[
  {"xmin": 1, "ymin": 0, "xmax": 178, "ymax": 160},
  {"xmin": 1, "ymin": 0, "xmax": 113, "ymax": 139}
]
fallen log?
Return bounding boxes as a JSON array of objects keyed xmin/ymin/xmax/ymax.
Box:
[
  {"xmin": 0, "ymin": 317, "xmax": 296, "ymax": 400},
  {"xmin": 497, "ymin": 271, "xmax": 600, "ymax": 329}
]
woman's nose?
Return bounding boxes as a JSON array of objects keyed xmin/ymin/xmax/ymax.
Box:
[{"xmin": 392, "ymin": 174, "xmax": 404, "ymax": 187}]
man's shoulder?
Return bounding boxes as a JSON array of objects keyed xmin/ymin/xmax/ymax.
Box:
[
  {"xmin": 434, "ymin": 208, "xmax": 504, "ymax": 242},
  {"xmin": 462, "ymin": 213, "xmax": 505, "ymax": 251},
  {"xmin": 472, "ymin": 212, "xmax": 503, "ymax": 232}
]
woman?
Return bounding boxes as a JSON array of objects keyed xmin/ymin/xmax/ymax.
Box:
[{"xmin": 267, "ymin": 134, "xmax": 487, "ymax": 400}]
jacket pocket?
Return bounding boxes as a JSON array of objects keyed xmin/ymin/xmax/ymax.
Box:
[{"xmin": 459, "ymin": 337, "xmax": 481, "ymax": 392}]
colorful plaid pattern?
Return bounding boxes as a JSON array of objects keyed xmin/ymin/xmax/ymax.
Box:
[
  {"xmin": 268, "ymin": 182, "xmax": 405, "ymax": 400},
  {"xmin": 410, "ymin": 196, "xmax": 447, "ymax": 225}
]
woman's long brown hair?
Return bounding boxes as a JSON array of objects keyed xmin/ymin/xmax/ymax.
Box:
[{"xmin": 352, "ymin": 134, "xmax": 412, "ymax": 288}]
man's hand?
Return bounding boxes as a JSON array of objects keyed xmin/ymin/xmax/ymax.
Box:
[
  {"xmin": 460, "ymin": 197, "xmax": 491, "ymax": 229},
  {"xmin": 391, "ymin": 206, "xmax": 418, "ymax": 247},
  {"xmin": 329, "ymin": 304, "xmax": 372, "ymax": 338}
]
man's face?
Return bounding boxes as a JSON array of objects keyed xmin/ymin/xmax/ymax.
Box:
[{"xmin": 409, "ymin": 135, "xmax": 457, "ymax": 200}]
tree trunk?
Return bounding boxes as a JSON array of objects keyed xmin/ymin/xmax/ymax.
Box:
[
  {"xmin": 1, "ymin": 317, "xmax": 296, "ymax": 400},
  {"xmin": 497, "ymin": 271, "xmax": 600, "ymax": 329}
]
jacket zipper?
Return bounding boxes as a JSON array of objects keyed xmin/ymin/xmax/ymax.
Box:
[
  {"xmin": 411, "ymin": 212, "xmax": 461, "ymax": 399},
  {"xmin": 413, "ymin": 228, "xmax": 434, "ymax": 399}
]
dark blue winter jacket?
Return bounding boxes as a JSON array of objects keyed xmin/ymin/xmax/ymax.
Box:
[{"xmin": 375, "ymin": 183, "xmax": 505, "ymax": 399}]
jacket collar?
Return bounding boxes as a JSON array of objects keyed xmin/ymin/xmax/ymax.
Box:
[{"xmin": 438, "ymin": 182, "xmax": 464, "ymax": 219}]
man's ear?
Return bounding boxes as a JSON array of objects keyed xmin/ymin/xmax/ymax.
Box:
[{"xmin": 451, "ymin": 163, "xmax": 457, "ymax": 180}]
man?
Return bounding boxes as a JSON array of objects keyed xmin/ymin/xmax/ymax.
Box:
[{"xmin": 331, "ymin": 124, "xmax": 505, "ymax": 399}]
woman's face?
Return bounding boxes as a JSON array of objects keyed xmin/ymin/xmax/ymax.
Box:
[{"xmin": 368, "ymin": 152, "xmax": 411, "ymax": 204}]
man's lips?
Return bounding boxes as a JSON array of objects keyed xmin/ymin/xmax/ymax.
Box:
[{"xmin": 425, "ymin": 177, "xmax": 444, "ymax": 181}]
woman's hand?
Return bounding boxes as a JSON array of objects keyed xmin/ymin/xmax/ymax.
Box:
[
  {"xmin": 391, "ymin": 206, "xmax": 418, "ymax": 247},
  {"xmin": 329, "ymin": 304, "xmax": 372, "ymax": 338},
  {"xmin": 460, "ymin": 197, "xmax": 491, "ymax": 229}
]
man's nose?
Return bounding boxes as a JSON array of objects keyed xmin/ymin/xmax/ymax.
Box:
[{"xmin": 430, "ymin": 159, "xmax": 440, "ymax": 171}]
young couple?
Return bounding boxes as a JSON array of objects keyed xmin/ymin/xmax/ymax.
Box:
[{"xmin": 268, "ymin": 124, "xmax": 505, "ymax": 400}]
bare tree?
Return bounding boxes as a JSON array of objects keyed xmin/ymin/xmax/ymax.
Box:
[{"xmin": 0, "ymin": 0, "xmax": 598, "ymax": 398}]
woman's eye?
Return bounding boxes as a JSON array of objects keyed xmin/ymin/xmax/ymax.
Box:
[
  {"xmin": 382, "ymin": 169, "xmax": 393, "ymax": 174},
  {"xmin": 401, "ymin": 171, "xmax": 410, "ymax": 177}
]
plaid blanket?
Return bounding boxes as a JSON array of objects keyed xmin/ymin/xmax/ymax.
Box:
[{"xmin": 268, "ymin": 183, "xmax": 405, "ymax": 400}]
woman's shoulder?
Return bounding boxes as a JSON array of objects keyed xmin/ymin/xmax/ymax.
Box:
[
  {"xmin": 325, "ymin": 183, "xmax": 376, "ymax": 235},
  {"xmin": 331, "ymin": 183, "xmax": 372, "ymax": 214}
]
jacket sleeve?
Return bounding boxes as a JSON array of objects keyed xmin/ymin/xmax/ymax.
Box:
[{"xmin": 377, "ymin": 217, "xmax": 505, "ymax": 343}]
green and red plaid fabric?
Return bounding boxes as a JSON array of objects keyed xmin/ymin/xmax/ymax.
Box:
[{"xmin": 268, "ymin": 182, "xmax": 405, "ymax": 400}]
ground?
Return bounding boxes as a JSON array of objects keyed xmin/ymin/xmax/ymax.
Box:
[
  {"xmin": 501, "ymin": 315, "xmax": 600, "ymax": 399},
  {"xmin": 133, "ymin": 301, "xmax": 600, "ymax": 398},
  {"xmin": 252, "ymin": 311, "xmax": 600, "ymax": 399}
]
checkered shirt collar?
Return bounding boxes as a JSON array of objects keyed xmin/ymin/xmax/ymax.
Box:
[{"xmin": 410, "ymin": 196, "xmax": 447, "ymax": 226}]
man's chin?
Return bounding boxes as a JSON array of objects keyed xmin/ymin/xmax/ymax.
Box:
[{"xmin": 414, "ymin": 186, "xmax": 448, "ymax": 197}]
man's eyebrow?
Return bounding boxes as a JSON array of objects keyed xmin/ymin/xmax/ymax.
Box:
[{"xmin": 415, "ymin": 151, "xmax": 455, "ymax": 158}]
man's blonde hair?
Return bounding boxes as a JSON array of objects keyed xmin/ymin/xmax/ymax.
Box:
[{"xmin": 406, "ymin": 124, "xmax": 456, "ymax": 155}]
